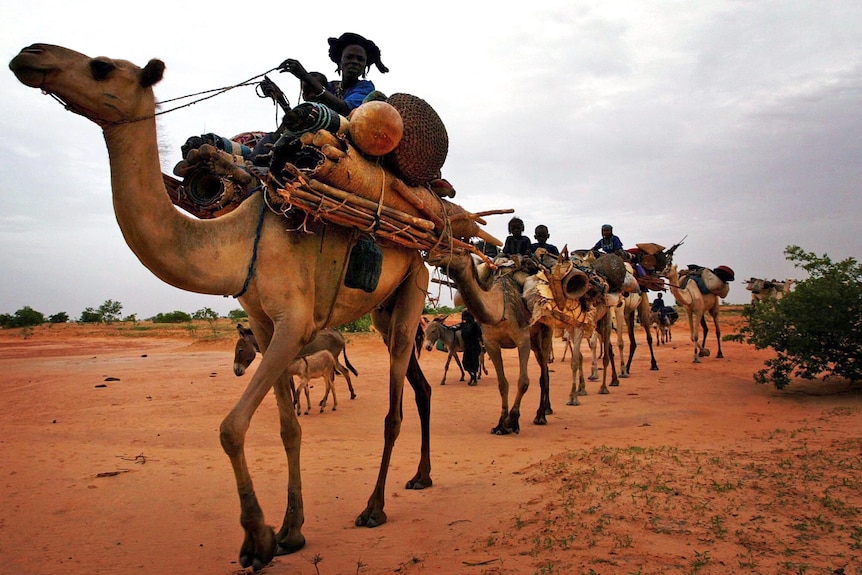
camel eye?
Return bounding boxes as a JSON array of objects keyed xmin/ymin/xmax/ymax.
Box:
[{"xmin": 90, "ymin": 59, "xmax": 115, "ymax": 81}]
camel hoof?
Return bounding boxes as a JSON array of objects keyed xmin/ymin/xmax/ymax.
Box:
[
  {"xmin": 610, "ymin": 382, "xmax": 620, "ymax": 387},
  {"xmin": 350, "ymin": 393, "xmax": 357, "ymax": 399},
  {"xmin": 406, "ymin": 474, "xmax": 432, "ymax": 490},
  {"xmin": 356, "ymin": 507, "xmax": 387, "ymax": 528},
  {"xmin": 275, "ymin": 532, "xmax": 306, "ymax": 556},
  {"xmin": 239, "ymin": 525, "xmax": 277, "ymax": 571},
  {"xmin": 700, "ymin": 348, "xmax": 711, "ymax": 357},
  {"xmin": 566, "ymin": 399, "xmax": 580, "ymax": 406},
  {"xmin": 651, "ymin": 366, "xmax": 659, "ymax": 371},
  {"xmin": 468, "ymin": 380, "xmax": 478, "ymax": 386},
  {"xmin": 533, "ymin": 415, "xmax": 547, "ymax": 425},
  {"xmin": 717, "ymin": 352, "xmax": 724, "ymax": 358},
  {"xmin": 588, "ymin": 375, "xmax": 599, "ymax": 381},
  {"xmin": 600, "ymin": 388, "xmax": 610, "ymax": 395}
]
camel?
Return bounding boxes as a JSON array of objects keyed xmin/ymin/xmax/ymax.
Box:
[
  {"xmin": 586, "ymin": 288, "xmax": 658, "ymax": 380},
  {"xmin": 426, "ymin": 250, "xmax": 553, "ymax": 435},
  {"xmin": 421, "ymin": 317, "xmax": 487, "ymax": 385},
  {"xmin": 10, "ymin": 44, "xmax": 435, "ymax": 571},
  {"xmin": 744, "ymin": 277, "xmax": 795, "ymax": 304},
  {"xmin": 663, "ymin": 264, "xmax": 729, "ymax": 362},
  {"xmin": 234, "ymin": 324, "xmax": 359, "ymax": 400}
]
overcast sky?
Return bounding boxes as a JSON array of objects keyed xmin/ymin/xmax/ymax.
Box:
[{"xmin": 2, "ymin": 1, "xmax": 861, "ymax": 318}]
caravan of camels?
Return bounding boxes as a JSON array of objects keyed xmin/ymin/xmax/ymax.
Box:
[{"xmin": 10, "ymin": 43, "xmax": 740, "ymax": 571}]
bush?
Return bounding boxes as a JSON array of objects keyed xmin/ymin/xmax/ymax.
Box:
[
  {"xmin": 0, "ymin": 306, "xmax": 45, "ymax": 328},
  {"xmin": 151, "ymin": 310, "xmax": 193, "ymax": 323},
  {"xmin": 228, "ymin": 308, "xmax": 248, "ymax": 320},
  {"xmin": 339, "ymin": 314, "xmax": 373, "ymax": 333},
  {"xmin": 728, "ymin": 246, "xmax": 862, "ymax": 389},
  {"xmin": 79, "ymin": 308, "xmax": 102, "ymax": 323},
  {"xmin": 48, "ymin": 312, "xmax": 69, "ymax": 324}
]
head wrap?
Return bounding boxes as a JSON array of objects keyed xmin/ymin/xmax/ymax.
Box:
[
  {"xmin": 601, "ymin": 224, "xmax": 613, "ymax": 231},
  {"xmin": 328, "ymin": 32, "xmax": 389, "ymax": 74}
]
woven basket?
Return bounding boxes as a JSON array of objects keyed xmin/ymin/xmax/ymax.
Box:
[
  {"xmin": 384, "ymin": 93, "xmax": 448, "ymax": 185},
  {"xmin": 592, "ymin": 254, "xmax": 627, "ymax": 291}
]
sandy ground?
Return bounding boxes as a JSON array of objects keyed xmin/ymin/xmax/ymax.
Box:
[{"xmin": 0, "ymin": 315, "xmax": 859, "ymax": 575}]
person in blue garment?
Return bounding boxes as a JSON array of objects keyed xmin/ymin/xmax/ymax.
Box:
[
  {"xmin": 279, "ymin": 32, "xmax": 389, "ymax": 116},
  {"xmin": 592, "ymin": 224, "xmax": 623, "ymax": 256}
]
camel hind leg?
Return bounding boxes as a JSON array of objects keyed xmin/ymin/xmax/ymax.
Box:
[{"xmin": 356, "ymin": 262, "xmax": 430, "ymax": 528}]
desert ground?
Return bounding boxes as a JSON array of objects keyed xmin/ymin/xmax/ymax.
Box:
[{"xmin": 0, "ymin": 312, "xmax": 859, "ymax": 575}]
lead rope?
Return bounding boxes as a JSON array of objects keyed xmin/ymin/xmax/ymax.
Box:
[{"xmin": 231, "ymin": 189, "xmax": 266, "ymax": 299}]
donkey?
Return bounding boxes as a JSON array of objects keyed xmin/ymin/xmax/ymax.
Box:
[
  {"xmin": 421, "ymin": 317, "xmax": 487, "ymax": 385},
  {"xmin": 233, "ymin": 324, "xmax": 358, "ymax": 399},
  {"xmin": 289, "ymin": 350, "xmax": 343, "ymax": 415}
]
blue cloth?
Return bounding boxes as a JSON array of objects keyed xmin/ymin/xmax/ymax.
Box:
[
  {"xmin": 328, "ymin": 79, "xmax": 375, "ymax": 111},
  {"xmin": 530, "ymin": 242, "xmax": 559, "ymax": 255},
  {"xmin": 593, "ymin": 234, "xmax": 623, "ymax": 254}
]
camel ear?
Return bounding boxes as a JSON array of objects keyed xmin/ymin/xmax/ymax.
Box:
[{"xmin": 140, "ymin": 59, "xmax": 165, "ymax": 88}]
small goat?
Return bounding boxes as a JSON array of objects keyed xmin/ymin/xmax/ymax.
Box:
[{"xmin": 288, "ymin": 350, "xmax": 343, "ymax": 415}]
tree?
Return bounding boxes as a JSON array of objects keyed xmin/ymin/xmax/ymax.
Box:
[
  {"xmin": 79, "ymin": 308, "xmax": 102, "ymax": 323},
  {"xmin": 48, "ymin": 312, "xmax": 69, "ymax": 324},
  {"xmin": 729, "ymin": 246, "xmax": 862, "ymax": 389},
  {"xmin": 98, "ymin": 300, "xmax": 123, "ymax": 324},
  {"xmin": 193, "ymin": 307, "xmax": 220, "ymax": 336},
  {"xmin": 228, "ymin": 308, "xmax": 248, "ymax": 320},
  {"xmin": 0, "ymin": 306, "xmax": 45, "ymax": 328},
  {"xmin": 152, "ymin": 310, "xmax": 193, "ymax": 323}
]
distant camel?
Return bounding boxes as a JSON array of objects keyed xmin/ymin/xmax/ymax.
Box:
[
  {"xmin": 426, "ymin": 249, "xmax": 555, "ymax": 435},
  {"xmin": 421, "ymin": 317, "xmax": 487, "ymax": 385},
  {"xmin": 744, "ymin": 278, "xmax": 795, "ymax": 304},
  {"xmin": 663, "ymin": 264, "xmax": 733, "ymax": 362},
  {"xmin": 234, "ymin": 324, "xmax": 358, "ymax": 400}
]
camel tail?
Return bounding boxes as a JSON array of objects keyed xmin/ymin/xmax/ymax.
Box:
[{"xmin": 341, "ymin": 348, "xmax": 359, "ymax": 377}]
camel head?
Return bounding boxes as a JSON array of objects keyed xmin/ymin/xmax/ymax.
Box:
[{"xmin": 9, "ymin": 44, "xmax": 165, "ymax": 126}]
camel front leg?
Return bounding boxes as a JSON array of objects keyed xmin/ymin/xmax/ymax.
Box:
[
  {"xmin": 567, "ymin": 328, "xmax": 586, "ymax": 405},
  {"xmin": 486, "ymin": 344, "xmax": 513, "ymax": 434},
  {"xmin": 273, "ymin": 372, "xmax": 305, "ymax": 556},
  {"xmin": 588, "ymin": 331, "xmax": 600, "ymax": 381},
  {"xmin": 530, "ymin": 323, "xmax": 553, "ymax": 425},
  {"xmin": 220, "ymin": 323, "xmax": 307, "ymax": 570},
  {"xmin": 503, "ymin": 336, "xmax": 532, "ymax": 434}
]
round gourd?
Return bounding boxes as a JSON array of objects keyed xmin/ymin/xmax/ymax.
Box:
[{"xmin": 348, "ymin": 101, "xmax": 404, "ymax": 156}]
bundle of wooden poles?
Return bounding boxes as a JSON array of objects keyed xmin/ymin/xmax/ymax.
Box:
[{"xmin": 266, "ymin": 129, "xmax": 507, "ymax": 263}]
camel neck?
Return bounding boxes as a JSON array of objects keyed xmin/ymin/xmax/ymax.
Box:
[{"xmin": 102, "ymin": 119, "xmax": 255, "ymax": 297}]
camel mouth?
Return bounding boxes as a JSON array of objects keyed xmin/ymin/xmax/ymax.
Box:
[{"xmin": 9, "ymin": 50, "xmax": 53, "ymax": 88}]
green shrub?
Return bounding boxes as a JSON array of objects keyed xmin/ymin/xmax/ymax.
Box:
[
  {"xmin": 228, "ymin": 308, "xmax": 248, "ymax": 320},
  {"xmin": 151, "ymin": 310, "xmax": 193, "ymax": 324},
  {"xmin": 728, "ymin": 246, "xmax": 862, "ymax": 389},
  {"xmin": 48, "ymin": 312, "xmax": 69, "ymax": 324},
  {"xmin": 339, "ymin": 314, "xmax": 373, "ymax": 333},
  {"xmin": 0, "ymin": 306, "xmax": 45, "ymax": 328}
]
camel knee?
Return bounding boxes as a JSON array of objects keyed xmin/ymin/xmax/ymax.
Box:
[{"xmin": 219, "ymin": 414, "xmax": 248, "ymax": 458}]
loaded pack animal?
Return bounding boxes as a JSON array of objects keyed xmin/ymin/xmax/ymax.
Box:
[
  {"xmin": 9, "ymin": 44, "xmax": 506, "ymax": 570},
  {"xmin": 650, "ymin": 305, "xmax": 678, "ymax": 345},
  {"xmin": 663, "ymin": 263, "xmax": 735, "ymax": 362},
  {"xmin": 744, "ymin": 277, "xmax": 795, "ymax": 304},
  {"xmin": 288, "ymin": 350, "xmax": 343, "ymax": 415},
  {"xmin": 421, "ymin": 316, "xmax": 487, "ymax": 385},
  {"xmin": 426, "ymin": 249, "xmax": 555, "ymax": 434},
  {"xmin": 234, "ymin": 324, "xmax": 358, "ymax": 400}
]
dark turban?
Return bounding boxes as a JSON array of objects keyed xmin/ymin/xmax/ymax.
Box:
[{"xmin": 328, "ymin": 32, "xmax": 389, "ymax": 74}]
